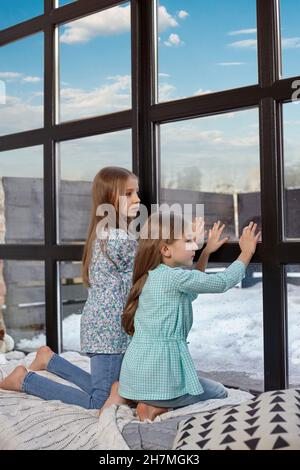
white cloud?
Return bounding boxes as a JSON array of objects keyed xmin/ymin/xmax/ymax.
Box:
[
  {"xmin": 0, "ymin": 71, "xmax": 42, "ymax": 84},
  {"xmin": 228, "ymin": 135, "xmax": 259, "ymax": 147},
  {"xmin": 194, "ymin": 88, "xmax": 212, "ymax": 96},
  {"xmin": 0, "ymin": 75, "xmax": 131, "ymax": 135},
  {"xmin": 164, "ymin": 33, "xmax": 183, "ymax": 47},
  {"xmin": 178, "ymin": 10, "xmax": 189, "ymax": 19},
  {"xmin": 59, "ymin": 132, "xmax": 131, "ymax": 181},
  {"xmin": 160, "ymin": 116, "xmax": 261, "ymax": 193},
  {"xmin": 159, "ymin": 82, "xmax": 177, "ymax": 101},
  {"xmin": 164, "ymin": 125, "xmax": 224, "ymax": 144},
  {"xmin": 60, "ymin": 5, "xmax": 180, "ymax": 45},
  {"xmin": 0, "ymin": 95, "xmax": 43, "ymax": 135},
  {"xmin": 60, "ymin": 75, "xmax": 131, "ymax": 120},
  {"xmin": 60, "ymin": 5, "xmax": 130, "ymax": 44},
  {"xmin": 228, "ymin": 36, "xmax": 300, "ymax": 50},
  {"xmin": 59, "ymin": 4, "xmax": 185, "ymax": 45},
  {"xmin": 22, "ymin": 76, "xmax": 42, "ymax": 83},
  {"xmin": 158, "ymin": 5, "xmax": 178, "ymax": 32},
  {"xmin": 282, "ymin": 37, "xmax": 300, "ymax": 49},
  {"xmin": 159, "ymin": 85, "xmax": 212, "ymax": 102},
  {"xmin": 218, "ymin": 62, "xmax": 246, "ymax": 66},
  {"xmin": 229, "ymin": 39, "xmax": 257, "ymax": 49},
  {"xmin": 0, "ymin": 72, "xmax": 22, "ymax": 79},
  {"xmin": 228, "ymin": 29, "xmax": 257, "ymax": 36},
  {"xmin": 159, "ymin": 73, "xmax": 171, "ymax": 78}
]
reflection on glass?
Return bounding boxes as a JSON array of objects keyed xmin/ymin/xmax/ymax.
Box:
[
  {"xmin": 0, "ymin": 0, "xmax": 44, "ymax": 30},
  {"xmin": 287, "ymin": 265, "xmax": 300, "ymax": 387},
  {"xmin": 58, "ymin": 130, "xmax": 132, "ymax": 243},
  {"xmin": 280, "ymin": 0, "xmax": 300, "ymax": 78},
  {"xmin": 160, "ymin": 109, "xmax": 261, "ymax": 240},
  {"xmin": 283, "ymin": 102, "xmax": 300, "ymax": 238},
  {"xmin": 0, "ymin": 33, "xmax": 44, "ymax": 135},
  {"xmin": 57, "ymin": 0, "xmax": 77, "ymax": 6},
  {"xmin": 58, "ymin": 3, "xmax": 131, "ymax": 122},
  {"xmin": 60, "ymin": 261, "xmax": 87, "ymax": 352},
  {"xmin": 0, "ymin": 147, "xmax": 44, "ymax": 244},
  {"xmin": 1, "ymin": 260, "xmax": 45, "ymax": 352},
  {"xmin": 189, "ymin": 262, "xmax": 264, "ymax": 392},
  {"xmin": 157, "ymin": 0, "xmax": 258, "ymax": 102}
]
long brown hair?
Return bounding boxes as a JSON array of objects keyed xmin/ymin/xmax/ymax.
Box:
[
  {"xmin": 122, "ymin": 212, "xmax": 185, "ymax": 336},
  {"xmin": 82, "ymin": 166, "xmax": 138, "ymax": 287}
]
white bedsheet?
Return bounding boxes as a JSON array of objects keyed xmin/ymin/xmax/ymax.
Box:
[{"xmin": 0, "ymin": 351, "xmax": 253, "ymax": 450}]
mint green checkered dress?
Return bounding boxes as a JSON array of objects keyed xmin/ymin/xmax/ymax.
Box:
[{"xmin": 119, "ymin": 260, "xmax": 246, "ymax": 400}]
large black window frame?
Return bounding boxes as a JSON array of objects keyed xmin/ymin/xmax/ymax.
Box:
[{"xmin": 0, "ymin": 0, "xmax": 299, "ymax": 391}]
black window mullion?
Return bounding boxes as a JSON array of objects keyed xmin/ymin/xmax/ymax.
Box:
[
  {"xmin": 131, "ymin": 0, "xmax": 139, "ymax": 176},
  {"xmin": 44, "ymin": 0, "xmax": 61, "ymax": 352},
  {"xmin": 132, "ymin": 0, "xmax": 157, "ymax": 210},
  {"xmin": 257, "ymin": 0, "xmax": 288, "ymax": 390}
]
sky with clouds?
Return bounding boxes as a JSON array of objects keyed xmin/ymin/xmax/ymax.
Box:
[{"xmin": 0, "ymin": 0, "xmax": 299, "ymax": 194}]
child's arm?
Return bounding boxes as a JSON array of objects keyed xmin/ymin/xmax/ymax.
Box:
[
  {"xmin": 196, "ymin": 221, "xmax": 229, "ymax": 272},
  {"xmin": 173, "ymin": 260, "xmax": 246, "ymax": 295},
  {"xmin": 173, "ymin": 222, "xmax": 260, "ymax": 295},
  {"xmin": 196, "ymin": 248, "xmax": 210, "ymax": 272}
]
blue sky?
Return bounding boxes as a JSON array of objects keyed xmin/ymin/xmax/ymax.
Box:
[
  {"xmin": 0, "ymin": 1, "xmax": 299, "ymax": 192},
  {"xmin": 158, "ymin": 0, "xmax": 258, "ymax": 98}
]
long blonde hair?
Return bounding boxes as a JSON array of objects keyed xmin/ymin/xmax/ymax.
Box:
[
  {"xmin": 82, "ymin": 166, "xmax": 138, "ymax": 287},
  {"xmin": 122, "ymin": 212, "xmax": 185, "ymax": 336}
]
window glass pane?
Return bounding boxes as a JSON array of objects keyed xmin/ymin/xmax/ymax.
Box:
[
  {"xmin": 189, "ymin": 262, "xmax": 264, "ymax": 392},
  {"xmin": 1, "ymin": 260, "xmax": 45, "ymax": 352},
  {"xmin": 280, "ymin": 0, "xmax": 300, "ymax": 78},
  {"xmin": 287, "ymin": 265, "xmax": 300, "ymax": 387},
  {"xmin": 60, "ymin": 261, "xmax": 86, "ymax": 352},
  {"xmin": 160, "ymin": 109, "xmax": 261, "ymax": 240},
  {"xmin": 0, "ymin": 0, "xmax": 44, "ymax": 30},
  {"xmin": 0, "ymin": 146, "xmax": 44, "ymax": 244},
  {"xmin": 283, "ymin": 102, "xmax": 300, "ymax": 238},
  {"xmin": 157, "ymin": 0, "xmax": 258, "ymax": 102},
  {"xmin": 58, "ymin": 130, "xmax": 132, "ymax": 243},
  {"xmin": 58, "ymin": 2, "xmax": 131, "ymax": 122},
  {"xmin": 0, "ymin": 33, "xmax": 44, "ymax": 135},
  {"xmin": 58, "ymin": 0, "xmax": 77, "ymax": 6}
]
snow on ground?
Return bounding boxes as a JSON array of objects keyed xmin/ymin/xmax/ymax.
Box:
[
  {"xmin": 15, "ymin": 283, "xmax": 300, "ymax": 386},
  {"xmin": 189, "ymin": 283, "xmax": 264, "ymax": 380}
]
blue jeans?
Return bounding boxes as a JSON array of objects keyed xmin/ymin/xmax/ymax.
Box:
[
  {"xmin": 21, "ymin": 353, "xmax": 124, "ymax": 409},
  {"xmin": 138, "ymin": 377, "xmax": 228, "ymax": 409}
]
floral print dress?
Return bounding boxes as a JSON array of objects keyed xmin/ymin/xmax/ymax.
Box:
[{"xmin": 80, "ymin": 228, "xmax": 138, "ymax": 354}]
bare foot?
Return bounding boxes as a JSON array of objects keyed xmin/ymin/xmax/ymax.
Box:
[
  {"xmin": 99, "ymin": 381, "xmax": 132, "ymax": 416},
  {"xmin": 136, "ymin": 402, "xmax": 170, "ymax": 422},
  {"xmin": 0, "ymin": 365, "xmax": 27, "ymax": 391},
  {"xmin": 28, "ymin": 346, "xmax": 54, "ymax": 371}
]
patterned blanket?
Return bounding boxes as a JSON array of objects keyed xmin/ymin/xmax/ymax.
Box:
[{"xmin": 0, "ymin": 351, "xmax": 253, "ymax": 450}]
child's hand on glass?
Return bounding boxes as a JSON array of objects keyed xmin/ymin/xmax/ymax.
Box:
[
  {"xmin": 239, "ymin": 222, "xmax": 261, "ymax": 255},
  {"xmin": 205, "ymin": 221, "xmax": 229, "ymax": 254}
]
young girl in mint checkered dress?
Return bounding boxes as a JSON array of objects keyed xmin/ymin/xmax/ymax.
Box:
[
  {"xmin": 101, "ymin": 212, "xmax": 260, "ymax": 421},
  {"xmin": 0, "ymin": 167, "xmax": 140, "ymax": 409}
]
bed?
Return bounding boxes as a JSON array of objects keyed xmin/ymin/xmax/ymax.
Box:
[{"xmin": 1, "ymin": 351, "xmax": 298, "ymax": 450}]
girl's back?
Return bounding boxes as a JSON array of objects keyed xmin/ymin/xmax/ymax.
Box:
[
  {"xmin": 81, "ymin": 228, "xmax": 138, "ymax": 354},
  {"xmin": 134, "ymin": 263, "xmax": 194, "ymax": 341}
]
